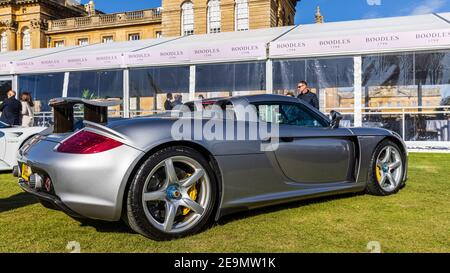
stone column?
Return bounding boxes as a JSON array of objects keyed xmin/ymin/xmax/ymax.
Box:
[
  {"xmin": 30, "ymin": 19, "xmax": 48, "ymax": 49},
  {"xmin": 6, "ymin": 27, "xmax": 17, "ymax": 51},
  {"xmin": 221, "ymin": 0, "xmax": 235, "ymax": 32},
  {"xmin": 194, "ymin": 6, "xmax": 207, "ymax": 35}
]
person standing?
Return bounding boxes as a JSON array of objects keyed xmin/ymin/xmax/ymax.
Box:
[
  {"xmin": 297, "ymin": 81, "xmax": 319, "ymax": 109},
  {"xmin": 20, "ymin": 92, "xmax": 34, "ymax": 127},
  {"xmin": 164, "ymin": 93, "xmax": 173, "ymax": 111},
  {"xmin": 0, "ymin": 90, "xmax": 22, "ymax": 126},
  {"xmin": 172, "ymin": 94, "xmax": 183, "ymax": 107}
]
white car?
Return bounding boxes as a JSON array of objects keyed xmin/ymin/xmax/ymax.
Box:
[{"xmin": 0, "ymin": 121, "xmax": 48, "ymax": 171}]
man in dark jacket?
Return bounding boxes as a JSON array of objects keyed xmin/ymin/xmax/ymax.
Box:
[
  {"xmin": 164, "ymin": 93, "xmax": 173, "ymax": 111},
  {"xmin": 0, "ymin": 90, "xmax": 22, "ymax": 126},
  {"xmin": 297, "ymin": 81, "xmax": 319, "ymax": 109}
]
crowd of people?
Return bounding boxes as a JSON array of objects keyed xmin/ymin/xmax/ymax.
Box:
[
  {"xmin": 163, "ymin": 93, "xmax": 184, "ymax": 111},
  {"xmin": 0, "ymin": 90, "xmax": 35, "ymax": 127}
]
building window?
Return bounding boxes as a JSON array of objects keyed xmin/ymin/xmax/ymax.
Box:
[
  {"xmin": 0, "ymin": 31, "xmax": 7, "ymax": 52},
  {"xmin": 235, "ymin": 0, "xmax": 249, "ymax": 31},
  {"xmin": 54, "ymin": 40, "xmax": 65, "ymax": 48},
  {"xmin": 129, "ymin": 33, "xmax": 141, "ymax": 41},
  {"xmin": 207, "ymin": 0, "xmax": 221, "ymax": 34},
  {"xmin": 155, "ymin": 31, "xmax": 162, "ymax": 38},
  {"xmin": 78, "ymin": 38, "xmax": 89, "ymax": 46},
  {"xmin": 22, "ymin": 27, "xmax": 31, "ymax": 50},
  {"xmin": 102, "ymin": 36, "xmax": 114, "ymax": 43},
  {"xmin": 181, "ymin": 1, "xmax": 194, "ymax": 36}
]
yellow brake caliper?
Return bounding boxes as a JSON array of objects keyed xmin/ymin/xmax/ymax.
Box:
[
  {"xmin": 182, "ymin": 173, "xmax": 198, "ymax": 215},
  {"xmin": 376, "ymin": 165, "xmax": 382, "ymax": 184}
]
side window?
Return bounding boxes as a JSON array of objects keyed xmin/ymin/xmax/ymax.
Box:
[
  {"xmin": 190, "ymin": 100, "xmax": 237, "ymax": 120},
  {"xmin": 256, "ymin": 103, "xmax": 325, "ymax": 127}
]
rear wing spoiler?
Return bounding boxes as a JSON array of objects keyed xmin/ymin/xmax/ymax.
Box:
[{"xmin": 48, "ymin": 97, "xmax": 122, "ymax": 134}]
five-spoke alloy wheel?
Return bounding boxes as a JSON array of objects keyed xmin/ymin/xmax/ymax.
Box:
[
  {"xmin": 367, "ymin": 140, "xmax": 406, "ymax": 196},
  {"xmin": 125, "ymin": 146, "xmax": 218, "ymax": 240}
]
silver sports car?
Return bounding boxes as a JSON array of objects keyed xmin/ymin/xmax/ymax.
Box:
[{"xmin": 15, "ymin": 95, "xmax": 408, "ymax": 240}]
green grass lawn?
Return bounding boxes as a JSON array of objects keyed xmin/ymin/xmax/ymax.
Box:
[{"xmin": 0, "ymin": 153, "xmax": 449, "ymax": 253}]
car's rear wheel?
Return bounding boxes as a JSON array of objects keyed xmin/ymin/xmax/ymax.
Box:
[
  {"xmin": 126, "ymin": 146, "xmax": 217, "ymax": 240},
  {"xmin": 366, "ymin": 139, "xmax": 406, "ymax": 196}
]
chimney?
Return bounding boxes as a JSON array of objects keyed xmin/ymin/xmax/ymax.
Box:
[{"xmin": 84, "ymin": 0, "xmax": 96, "ymax": 16}]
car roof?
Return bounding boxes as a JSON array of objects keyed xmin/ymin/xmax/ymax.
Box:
[
  {"xmin": 187, "ymin": 94, "xmax": 300, "ymax": 105},
  {"xmin": 185, "ymin": 94, "xmax": 331, "ymax": 123},
  {"xmin": 231, "ymin": 94, "xmax": 331, "ymax": 122},
  {"xmin": 236, "ymin": 94, "xmax": 301, "ymax": 104}
]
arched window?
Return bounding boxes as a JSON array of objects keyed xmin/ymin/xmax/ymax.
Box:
[
  {"xmin": 181, "ymin": 1, "xmax": 194, "ymax": 36},
  {"xmin": 22, "ymin": 27, "xmax": 31, "ymax": 50},
  {"xmin": 235, "ymin": 0, "xmax": 249, "ymax": 31},
  {"xmin": 207, "ymin": 0, "xmax": 221, "ymax": 34},
  {"xmin": 0, "ymin": 31, "xmax": 8, "ymax": 52}
]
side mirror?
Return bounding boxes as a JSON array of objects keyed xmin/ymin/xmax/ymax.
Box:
[{"xmin": 330, "ymin": 110, "xmax": 343, "ymax": 129}]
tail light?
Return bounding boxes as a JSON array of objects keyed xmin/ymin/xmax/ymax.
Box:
[{"xmin": 57, "ymin": 130, "xmax": 123, "ymax": 154}]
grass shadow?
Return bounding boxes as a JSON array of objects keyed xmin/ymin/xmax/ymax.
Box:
[
  {"xmin": 217, "ymin": 191, "xmax": 364, "ymax": 226},
  {"xmin": 0, "ymin": 192, "xmax": 39, "ymax": 213},
  {"xmin": 66, "ymin": 192, "xmax": 366, "ymax": 236},
  {"xmin": 76, "ymin": 218, "xmax": 135, "ymax": 234}
]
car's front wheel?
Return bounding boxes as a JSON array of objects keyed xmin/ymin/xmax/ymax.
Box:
[
  {"xmin": 125, "ymin": 146, "xmax": 218, "ymax": 240},
  {"xmin": 366, "ymin": 139, "xmax": 406, "ymax": 196}
]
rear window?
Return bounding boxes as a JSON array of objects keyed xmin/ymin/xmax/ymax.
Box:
[{"xmin": 184, "ymin": 100, "xmax": 236, "ymax": 120}]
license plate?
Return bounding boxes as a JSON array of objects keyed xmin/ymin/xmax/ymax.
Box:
[{"xmin": 21, "ymin": 163, "xmax": 31, "ymax": 182}]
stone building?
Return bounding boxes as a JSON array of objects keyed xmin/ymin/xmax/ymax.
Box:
[
  {"xmin": 0, "ymin": 0, "xmax": 86, "ymax": 51},
  {"xmin": 162, "ymin": 0, "xmax": 297, "ymax": 37},
  {"xmin": 0, "ymin": 0, "xmax": 300, "ymax": 51}
]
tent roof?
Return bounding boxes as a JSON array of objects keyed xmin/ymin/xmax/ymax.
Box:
[
  {"xmin": 270, "ymin": 13, "xmax": 450, "ymax": 58},
  {"xmin": 1, "ymin": 12, "xmax": 449, "ymax": 74},
  {"xmin": 0, "ymin": 46, "xmax": 78, "ymax": 62},
  {"xmin": 277, "ymin": 13, "xmax": 449, "ymax": 40},
  {"xmin": 9, "ymin": 37, "xmax": 175, "ymax": 73},
  {"xmin": 125, "ymin": 26, "xmax": 294, "ymax": 67},
  {"xmin": 157, "ymin": 26, "xmax": 294, "ymax": 46},
  {"xmin": 51, "ymin": 37, "xmax": 175, "ymax": 56}
]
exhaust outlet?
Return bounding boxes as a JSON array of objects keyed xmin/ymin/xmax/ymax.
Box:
[
  {"xmin": 29, "ymin": 174, "xmax": 43, "ymax": 190},
  {"xmin": 12, "ymin": 166, "xmax": 20, "ymax": 177}
]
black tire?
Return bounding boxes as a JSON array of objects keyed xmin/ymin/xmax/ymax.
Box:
[
  {"xmin": 366, "ymin": 139, "xmax": 406, "ymax": 196},
  {"xmin": 125, "ymin": 146, "xmax": 218, "ymax": 241}
]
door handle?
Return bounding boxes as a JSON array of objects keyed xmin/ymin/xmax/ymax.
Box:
[
  {"xmin": 262, "ymin": 137, "xmax": 294, "ymax": 143},
  {"xmin": 280, "ymin": 137, "xmax": 294, "ymax": 142}
]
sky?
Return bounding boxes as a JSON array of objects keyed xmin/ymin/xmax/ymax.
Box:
[{"xmin": 81, "ymin": 0, "xmax": 450, "ymax": 25}]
